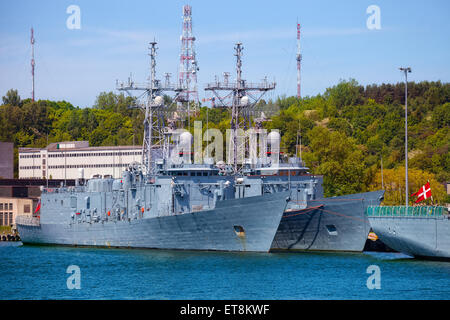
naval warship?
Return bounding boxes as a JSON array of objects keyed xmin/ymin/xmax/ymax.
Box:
[
  {"xmin": 16, "ymin": 162, "xmax": 290, "ymax": 252},
  {"xmin": 16, "ymin": 41, "xmax": 291, "ymax": 253},
  {"xmin": 237, "ymin": 157, "xmax": 385, "ymax": 252},
  {"xmin": 204, "ymin": 43, "xmax": 385, "ymax": 253},
  {"xmin": 367, "ymin": 206, "xmax": 450, "ymax": 260}
]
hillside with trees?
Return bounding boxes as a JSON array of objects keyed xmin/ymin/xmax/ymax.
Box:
[{"xmin": 1, "ymin": 80, "xmax": 448, "ymax": 204}]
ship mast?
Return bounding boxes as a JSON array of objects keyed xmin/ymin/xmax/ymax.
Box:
[
  {"xmin": 31, "ymin": 27, "xmax": 35, "ymax": 102},
  {"xmin": 205, "ymin": 43, "xmax": 276, "ymax": 173},
  {"xmin": 116, "ymin": 41, "xmax": 180, "ymax": 175},
  {"xmin": 296, "ymin": 21, "xmax": 302, "ymax": 99}
]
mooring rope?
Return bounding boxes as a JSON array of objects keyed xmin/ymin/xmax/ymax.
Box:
[{"xmin": 283, "ymin": 205, "xmax": 323, "ymax": 218}]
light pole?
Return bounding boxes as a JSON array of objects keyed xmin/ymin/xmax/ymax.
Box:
[{"xmin": 399, "ymin": 67, "xmax": 411, "ymax": 209}]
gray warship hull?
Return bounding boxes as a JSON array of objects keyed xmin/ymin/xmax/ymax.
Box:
[
  {"xmin": 367, "ymin": 206, "xmax": 450, "ymax": 260},
  {"xmin": 271, "ymin": 190, "xmax": 385, "ymax": 252},
  {"xmin": 17, "ymin": 191, "xmax": 289, "ymax": 253}
]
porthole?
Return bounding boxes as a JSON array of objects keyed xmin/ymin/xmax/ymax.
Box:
[
  {"xmin": 233, "ymin": 225, "xmax": 245, "ymax": 238},
  {"xmin": 326, "ymin": 225, "xmax": 338, "ymax": 236}
]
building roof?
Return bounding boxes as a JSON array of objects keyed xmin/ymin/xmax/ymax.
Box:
[
  {"xmin": 46, "ymin": 141, "xmax": 89, "ymax": 150},
  {"xmin": 19, "ymin": 142, "xmax": 144, "ymax": 153}
]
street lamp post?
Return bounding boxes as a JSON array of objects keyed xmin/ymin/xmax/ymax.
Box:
[{"xmin": 399, "ymin": 67, "xmax": 411, "ymax": 209}]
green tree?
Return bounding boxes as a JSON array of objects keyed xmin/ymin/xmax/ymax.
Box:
[
  {"xmin": 302, "ymin": 127, "xmax": 366, "ymax": 196},
  {"xmin": 2, "ymin": 89, "xmax": 21, "ymax": 106},
  {"xmin": 324, "ymin": 79, "xmax": 364, "ymax": 110}
]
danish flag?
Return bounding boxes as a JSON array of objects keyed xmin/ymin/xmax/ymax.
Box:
[{"xmin": 410, "ymin": 182, "xmax": 432, "ymax": 203}]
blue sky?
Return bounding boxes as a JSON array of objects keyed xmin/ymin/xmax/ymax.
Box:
[{"xmin": 0, "ymin": 0, "xmax": 449, "ymax": 107}]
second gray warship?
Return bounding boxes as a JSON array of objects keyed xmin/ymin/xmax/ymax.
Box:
[
  {"xmin": 205, "ymin": 43, "xmax": 384, "ymax": 253},
  {"xmin": 236, "ymin": 158, "xmax": 385, "ymax": 252}
]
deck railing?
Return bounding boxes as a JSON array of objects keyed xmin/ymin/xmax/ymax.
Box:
[
  {"xmin": 15, "ymin": 215, "xmax": 40, "ymax": 226},
  {"xmin": 366, "ymin": 205, "xmax": 447, "ymax": 217}
]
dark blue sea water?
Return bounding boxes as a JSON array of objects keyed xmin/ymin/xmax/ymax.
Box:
[{"xmin": 0, "ymin": 242, "xmax": 449, "ymax": 300}]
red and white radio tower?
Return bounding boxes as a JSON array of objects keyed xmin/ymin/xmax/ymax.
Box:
[
  {"xmin": 296, "ymin": 22, "xmax": 302, "ymax": 99},
  {"xmin": 178, "ymin": 5, "xmax": 199, "ymax": 108},
  {"xmin": 31, "ymin": 27, "xmax": 35, "ymax": 101}
]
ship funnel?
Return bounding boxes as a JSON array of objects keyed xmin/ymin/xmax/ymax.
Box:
[
  {"xmin": 170, "ymin": 130, "xmax": 193, "ymax": 165},
  {"xmin": 267, "ymin": 130, "xmax": 280, "ymax": 164},
  {"xmin": 268, "ymin": 131, "xmax": 280, "ymax": 145},
  {"xmin": 179, "ymin": 131, "xmax": 193, "ymax": 147}
]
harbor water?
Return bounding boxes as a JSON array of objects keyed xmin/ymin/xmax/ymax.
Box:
[{"xmin": 0, "ymin": 242, "xmax": 449, "ymax": 300}]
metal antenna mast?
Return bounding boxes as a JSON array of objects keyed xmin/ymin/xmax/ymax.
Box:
[
  {"xmin": 205, "ymin": 43, "xmax": 276, "ymax": 173},
  {"xmin": 177, "ymin": 4, "xmax": 199, "ymax": 119},
  {"xmin": 399, "ymin": 66, "xmax": 411, "ymax": 208},
  {"xmin": 31, "ymin": 27, "xmax": 35, "ymax": 101},
  {"xmin": 296, "ymin": 21, "xmax": 302, "ymax": 99},
  {"xmin": 296, "ymin": 119, "xmax": 302, "ymax": 160},
  {"xmin": 117, "ymin": 41, "xmax": 179, "ymax": 174}
]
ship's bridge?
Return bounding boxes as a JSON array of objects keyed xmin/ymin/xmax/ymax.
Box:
[
  {"xmin": 163, "ymin": 164, "xmax": 222, "ymax": 177},
  {"xmin": 244, "ymin": 157, "xmax": 310, "ymax": 176}
]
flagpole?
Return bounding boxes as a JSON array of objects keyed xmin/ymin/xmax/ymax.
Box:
[
  {"xmin": 400, "ymin": 67, "xmax": 411, "ymax": 210},
  {"xmin": 428, "ymin": 180, "xmax": 433, "ymax": 205}
]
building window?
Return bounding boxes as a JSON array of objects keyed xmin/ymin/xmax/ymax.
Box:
[
  {"xmin": 24, "ymin": 204, "xmax": 31, "ymax": 213},
  {"xmin": 0, "ymin": 203, "xmax": 3, "ymax": 210},
  {"xmin": 0, "ymin": 213, "xmax": 3, "ymax": 226},
  {"xmin": 9, "ymin": 203, "xmax": 12, "ymax": 210}
]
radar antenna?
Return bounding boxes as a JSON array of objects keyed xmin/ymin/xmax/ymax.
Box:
[
  {"xmin": 116, "ymin": 41, "xmax": 181, "ymax": 174},
  {"xmin": 205, "ymin": 43, "xmax": 276, "ymax": 173}
]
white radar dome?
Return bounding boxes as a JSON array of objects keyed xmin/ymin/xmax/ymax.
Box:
[
  {"xmin": 240, "ymin": 96, "xmax": 249, "ymax": 106},
  {"xmin": 153, "ymin": 96, "xmax": 164, "ymax": 106}
]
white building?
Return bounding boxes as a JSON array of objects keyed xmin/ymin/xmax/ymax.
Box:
[{"xmin": 19, "ymin": 141, "xmax": 147, "ymax": 180}]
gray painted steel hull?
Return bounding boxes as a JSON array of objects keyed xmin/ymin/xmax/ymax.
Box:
[
  {"xmin": 271, "ymin": 190, "xmax": 385, "ymax": 252},
  {"xmin": 17, "ymin": 191, "xmax": 289, "ymax": 252},
  {"xmin": 368, "ymin": 215, "xmax": 450, "ymax": 259}
]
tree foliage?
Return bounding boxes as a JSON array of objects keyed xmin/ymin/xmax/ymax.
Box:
[
  {"xmin": 368, "ymin": 167, "xmax": 446, "ymax": 205},
  {"xmin": 1, "ymin": 80, "xmax": 448, "ymax": 205},
  {"xmin": 261, "ymin": 80, "xmax": 449, "ymax": 203},
  {"xmin": 2, "ymin": 89, "xmax": 22, "ymax": 106}
]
